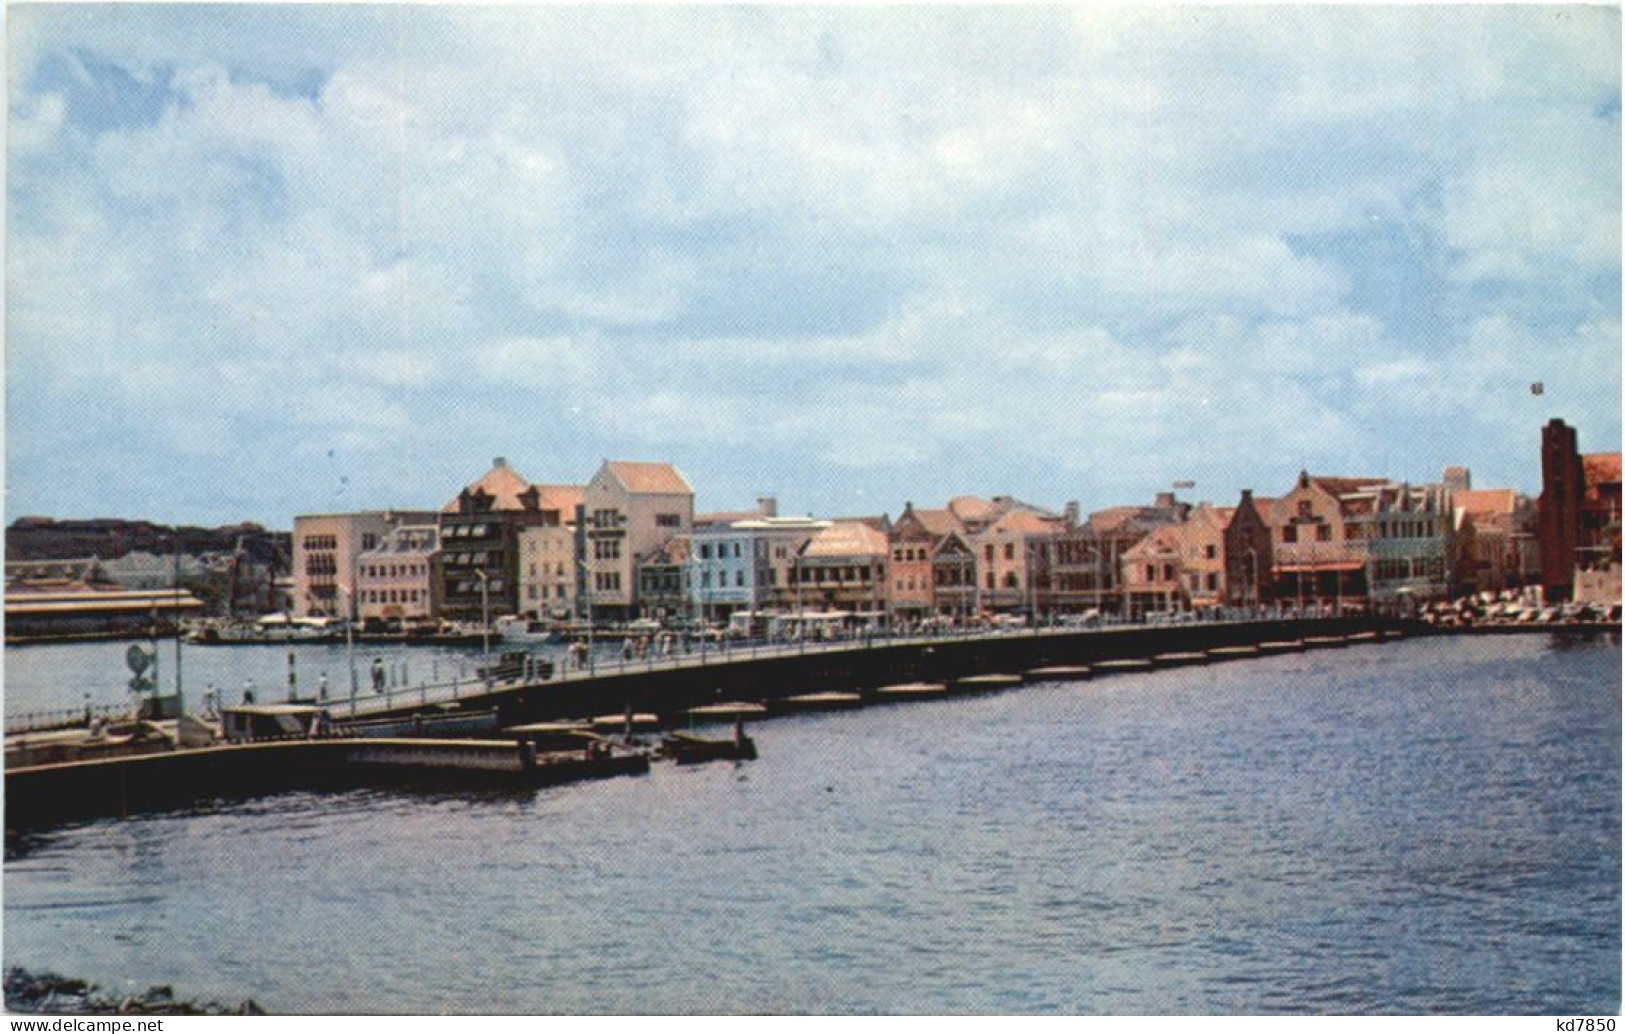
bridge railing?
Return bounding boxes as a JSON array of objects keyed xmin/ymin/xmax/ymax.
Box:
[
  {"xmin": 327, "ymin": 609, "xmax": 1344, "ymax": 721},
  {"xmin": 6, "ymin": 701, "xmax": 138, "ymax": 736}
]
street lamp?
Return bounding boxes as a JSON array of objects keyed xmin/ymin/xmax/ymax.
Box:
[
  {"xmin": 334, "ymin": 580, "xmax": 358, "ymax": 713},
  {"xmin": 472, "ymin": 568, "xmax": 491, "ymax": 673}
]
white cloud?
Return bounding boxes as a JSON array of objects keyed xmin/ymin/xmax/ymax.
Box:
[{"xmin": 5, "ymin": 6, "xmax": 1618, "ymax": 523}]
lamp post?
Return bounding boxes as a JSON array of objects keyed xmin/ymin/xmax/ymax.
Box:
[
  {"xmin": 334, "ymin": 581, "xmax": 358, "ymax": 714},
  {"xmin": 473, "ymin": 568, "xmax": 491, "ymax": 674},
  {"xmin": 1247, "ymin": 546, "xmax": 1259, "ymax": 614}
]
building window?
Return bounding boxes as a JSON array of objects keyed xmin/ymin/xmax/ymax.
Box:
[
  {"xmin": 1004, "ymin": 543, "xmax": 1015, "ymax": 561},
  {"xmin": 1316, "ymin": 525, "xmax": 1332, "ymax": 542},
  {"xmin": 1205, "ymin": 544, "xmax": 1217, "ymax": 560},
  {"xmin": 656, "ymin": 514, "xmax": 681, "ymax": 528},
  {"xmin": 985, "ymin": 545, "xmax": 995, "ymax": 562},
  {"xmin": 1283, "ymin": 526, "xmax": 1298, "ymax": 543}
]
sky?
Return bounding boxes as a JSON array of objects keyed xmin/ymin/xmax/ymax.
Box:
[{"xmin": 6, "ymin": 4, "xmax": 1621, "ymax": 529}]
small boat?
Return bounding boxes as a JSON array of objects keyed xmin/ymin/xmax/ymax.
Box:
[{"xmin": 659, "ymin": 729, "xmax": 757, "ymax": 764}]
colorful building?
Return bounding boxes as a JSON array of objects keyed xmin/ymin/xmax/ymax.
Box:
[
  {"xmin": 581, "ymin": 461, "xmax": 694, "ymax": 620},
  {"xmin": 355, "ymin": 524, "xmax": 440, "ymax": 625},
  {"xmin": 691, "ymin": 513, "xmax": 828, "ymax": 621},
  {"xmin": 438, "ymin": 458, "xmax": 579, "ymax": 622},
  {"xmin": 790, "ymin": 519, "xmax": 890, "ymax": 625},
  {"xmin": 293, "ymin": 510, "xmax": 436, "ymax": 619}
]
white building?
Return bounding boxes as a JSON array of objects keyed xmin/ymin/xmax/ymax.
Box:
[
  {"xmin": 581, "ymin": 461, "xmax": 693, "ymax": 619},
  {"xmin": 691, "ymin": 515, "xmax": 830, "ymax": 620},
  {"xmin": 355, "ymin": 524, "xmax": 440, "ymax": 624},
  {"xmin": 518, "ymin": 523, "xmax": 578, "ymax": 620}
]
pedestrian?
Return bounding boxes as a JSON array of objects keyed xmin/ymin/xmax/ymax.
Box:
[
  {"xmin": 318, "ymin": 673, "xmax": 329, "ymax": 701},
  {"xmin": 371, "ymin": 657, "xmax": 386, "ymax": 694},
  {"xmin": 242, "ymin": 679, "xmax": 256, "ymax": 705}
]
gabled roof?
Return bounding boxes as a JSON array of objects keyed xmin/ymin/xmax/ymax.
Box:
[
  {"xmin": 1584, "ymin": 453, "xmax": 1622, "ymax": 491},
  {"xmin": 1304, "ymin": 474, "xmax": 1388, "ymax": 498},
  {"xmin": 946, "ymin": 496, "xmax": 997, "ymax": 524},
  {"xmin": 1455, "ymin": 489, "xmax": 1520, "ymax": 517},
  {"xmin": 638, "ymin": 536, "xmax": 691, "ymax": 565},
  {"xmin": 893, "ymin": 506, "xmax": 965, "ymax": 540},
  {"xmin": 604, "ymin": 461, "xmax": 693, "ymax": 496},
  {"xmin": 801, "ymin": 520, "xmax": 888, "ymax": 559},
  {"xmin": 443, "ymin": 461, "xmax": 534, "ymax": 513},
  {"xmin": 983, "ymin": 509, "xmax": 1062, "ymax": 537},
  {"xmin": 531, "ymin": 484, "xmax": 583, "ymax": 517},
  {"xmin": 1122, "ymin": 524, "xmax": 1182, "ymax": 560},
  {"xmin": 1085, "ymin": 506, "xmax": 1143, "ymax": 533}
]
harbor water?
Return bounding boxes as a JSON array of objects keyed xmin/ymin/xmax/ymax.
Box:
[{"xmin": 5, "ymin": 633, "xmax": 1619, "ymax": 1013}]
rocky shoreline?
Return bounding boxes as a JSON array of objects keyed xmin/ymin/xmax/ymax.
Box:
[{"xmin": 5, "ymin": 968, "xmax": 265, "ymax": 1015}]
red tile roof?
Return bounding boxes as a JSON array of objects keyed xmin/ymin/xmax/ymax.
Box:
[
  {"xmin": 607, "ymin": 461, "xmax": 693, "ymax": 496},
  {"xmin": 803, "ymin": 520, "xmax": 889, "ymax": 558},
  {"xmin": 532, "ymin": 484, "xmax": 583, "ymax": 517},
  {"xmin": 442, "ymin": 462, "xmax": 535, "ymax": 513},
  {"xmin": 1455, "ymin": 489, "xmax": 1519, "ymax": 516},
  {"xmin": 1309, "ymin": 476, "xmax": 1387, "ymax": 498},
  {"xmin": 1584, "ymin": 453, "xmax": 1622, "ymax": 490},
  {"xmin": 912, "ymin": 508, "xmax": 964, "ymax": 537}
]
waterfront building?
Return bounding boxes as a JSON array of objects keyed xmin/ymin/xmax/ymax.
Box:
[
  {"xmin": 790, "ymin": 519, "xmax": 890, "ymax": 626},
  {"xmin": 972, "ymin": 508, "xmax": 1067, "ymax": 615},
  {"xmin": 930, "ymin": 530, "xmax": 978, "ymax": 621},
  {"xmin": 635, "ymin": 536, "xmax": 692, "ymax": 622},
  {"xmin": 888, "ymin": 504, "xmax": 966, "ymax": 623},
  {"xmin": 518, "ymin": 521, "xmax": 579, "ymax": 621},
  {"xmin": 1270, "ymin": 472, "xmax": 1454, "ymax": 609},
  {"xmin": 1112, "ymin": 503, "xmax": 1232, "ymax": 616},
  {"xmin": 691, "ymin": 509, "xmax": 828, "ymax": 622},
  {"xmin": 1539, "ymin": 420, "xmax": 1585, "ymax": 601},
  {"xmin": 355, "ymin": 524, "xmax": 440, "ymax": 625},
  {"xmin": 1538, "ymin": 419, "xmax": 1621, "ymax": 602},
  {"xmin": 581, "ymin": 461, "xmax": 694, "ymax": 621},
  {"xmin": 4, "ymin": 585, "xmax": 205, "ymax": 639},
  {"xmin": 293, "ymin": 511, "xmax": 436, "ymax": 619},
  {"xmin": 1030, "ymin": 494, "xmax": 1188, "ymax": 617},
  {"xmin": 1177, "ymin": 504, "xmax": 1233, "ymax": 609},
  {"xmin": 1223, "ymin": 490, "xmax": 1275, "ymax": 607},
  {"xmin": 438, "ymin": 458, "xmax": 580, "ymax": 622},
  {"xmin": 1120, "ymin": 524, "xmax": 1185, "ymax": 617},
  {"xmin": 1451, "ymin": 485, "xmax": 1539, "ymax": 596}
]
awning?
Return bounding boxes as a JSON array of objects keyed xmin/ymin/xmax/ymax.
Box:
[{"xmin": 1273, "ymin": 561, "xmax": 1366, "ymax": 573}]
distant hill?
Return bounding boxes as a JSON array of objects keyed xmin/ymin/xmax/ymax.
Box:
[{"xmin": 6, "ymin": 517, "xmax": 290, "ymax": 569}]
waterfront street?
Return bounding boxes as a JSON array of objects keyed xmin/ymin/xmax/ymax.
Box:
[{"xmin": 6, "ymin": 634, "xmax": 1618, "ymax": 1014}]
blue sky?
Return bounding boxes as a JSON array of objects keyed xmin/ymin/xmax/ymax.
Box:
[{"xmin": 7, "ymin": 5, "xmax": 1620, "ymax": 528}]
